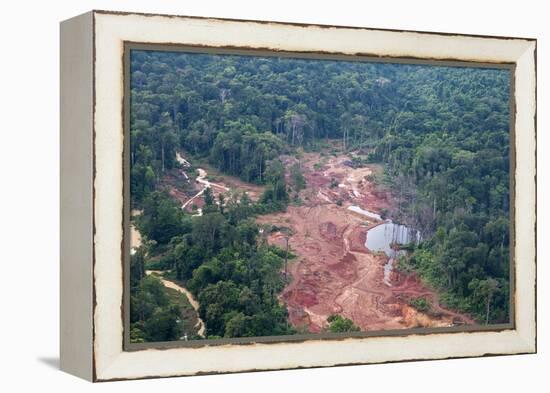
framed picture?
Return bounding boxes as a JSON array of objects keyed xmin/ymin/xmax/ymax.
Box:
[{"xmin": 60, "ymin": 10, "xmax": 537, "ymax": 381}]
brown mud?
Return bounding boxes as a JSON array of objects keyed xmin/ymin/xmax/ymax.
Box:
[
  {"xmin": 162, "ymin": 151, "xmax": 475, "ymax": 334},
  {"xmin": 146, "ymin": 270, "xmax": 206, "ymax": 337},
  {"xmin": 257, "ymin": 151, "xmax": 474, "ymax": 333}
]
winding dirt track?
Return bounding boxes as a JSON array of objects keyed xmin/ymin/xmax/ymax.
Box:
[
  {"xmin": 146, "ymin": 270, "xmax": 206, "ymax": 337},
  {"xmin": 168, "ymin": 152, "xmax": 263, "ymax": 215},
  {"xmin": 257, "ymin": 152, "xmax": 474, "ymax": 333},
  {"xmin": 139, "ymin": 153, "xmax": 267, "ymax": 338}
]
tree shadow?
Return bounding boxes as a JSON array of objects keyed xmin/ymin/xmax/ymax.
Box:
[{"xmin": 37, "ymin": 357, "xmax": 59, "ymax": 370}]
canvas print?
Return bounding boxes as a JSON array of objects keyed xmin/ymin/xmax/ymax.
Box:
[{"xmin": 128, "ymin": 49, "xmax": 511, "ymax": 344}]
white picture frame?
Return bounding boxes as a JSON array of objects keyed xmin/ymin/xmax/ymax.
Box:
[{"xmin": 60, "ymin": 10, "xmax": 536, "ymax": 381}]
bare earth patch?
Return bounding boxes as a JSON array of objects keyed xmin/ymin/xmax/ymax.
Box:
[
  {"xmin": 257, "ymin": 152, "xmax": 474, "ymax": 333},
  {"xmin": 162, "ymin": 151, "xmax": 474, "ymax": 334}
]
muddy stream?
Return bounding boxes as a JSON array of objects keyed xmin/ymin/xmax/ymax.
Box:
[
  {"xmin": 132, "ymin": 153, "xmax": 221, "ymax": 338},
  {"xmin": 145, "ymin": 270, "xmax": 206, "ymax": 337}
]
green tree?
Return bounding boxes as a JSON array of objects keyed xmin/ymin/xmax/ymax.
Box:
[
  {"xmin": 469, "ymin": 278, "xmax": 500, "ymax": 324},
  {"xmin": 139, "ymin": 191, "xmax": 184, "ymax": 244},
  {"xmin": 290, "ymin": 163, "xmax": 306, "ymax": 192},
  {"xmin": 327, "ymin": 315, "xmax": 360, "ymax": 333}
]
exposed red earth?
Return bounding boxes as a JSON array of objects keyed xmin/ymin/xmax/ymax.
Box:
[
  {"xmin": 164, "ymin": 151, "xmax": 474, "ymax": 334},
  {"xmin": 257, "ymin": 152, "xmax": 474, "ymax": 332}
]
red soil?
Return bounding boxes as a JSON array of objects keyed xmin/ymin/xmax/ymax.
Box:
[
  {"xmin": 258, "ymin": 152, "xmax": 474, "ymax": 333},
  {"xmin": 164, "ymin": 151, "xmax": 475, "ymax": 333}
]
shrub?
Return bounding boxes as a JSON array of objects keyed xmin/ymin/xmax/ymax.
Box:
[
  {"xmin": 327, "ymin": 314, "xmax": 360, "ymax": 333},
  {"xmin": 409, "ymin": 296, "xmax": 431, "ymax": 313}
]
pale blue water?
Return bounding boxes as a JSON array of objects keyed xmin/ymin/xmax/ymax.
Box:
[
  {"xmin": 365, "ymin": 222, "xmax": 418, "ymax": 256},
  {"xmin": 365, "ymin": 222, "xmax": 420, "ymax": 285}
]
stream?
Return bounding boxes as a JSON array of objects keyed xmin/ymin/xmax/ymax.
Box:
[
  {"xmin": 146, "ymin": 270, "xmax": 206, "ymax": 338},
  {"xmin": 141, "ymin": 152, "xmax": 232, "ymax": 337},
  {"xmin": 133, "ymin": 153, "xmax": 214, "ymax": 338}
]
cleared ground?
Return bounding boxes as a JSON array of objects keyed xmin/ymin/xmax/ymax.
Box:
[
  {"xmin": 159, "ymin": 150, "xmax": 474, "ymax": 334},
  {"xmin": 257, "ymin": 152, "xmax": 474, "ymax": 332}
]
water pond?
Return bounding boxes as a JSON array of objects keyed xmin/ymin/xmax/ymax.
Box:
[{"xmin": 365, "ymin": 221, "xmax": 420, "ymax": 285}]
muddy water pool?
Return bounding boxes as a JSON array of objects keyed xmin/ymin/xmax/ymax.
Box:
[{"xmin": 365, "ymin": 222, "xmax": 420, "ymax": 285}]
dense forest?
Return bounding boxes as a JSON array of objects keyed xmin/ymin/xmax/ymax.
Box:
[
  {"xmin": 129, "ymin": 49, "xmax": 511, "ymax": 342},
  {"xmin": 130, "ymin": 144, "xmax": 297, "ymax": 342}
]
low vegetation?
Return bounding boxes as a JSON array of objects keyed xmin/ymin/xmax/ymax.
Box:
[{"xmin": 327, "ymin": 315, "xmax": 361, "ymax": 333}]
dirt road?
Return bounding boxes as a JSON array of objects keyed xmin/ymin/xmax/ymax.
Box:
[
  {"xmin": 180, "ymin": 165, "xmax": 229, "ymax": 217},
  {"xmin": 168, "ymin": 152, "xmax": 263, "ymax": 215}
]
